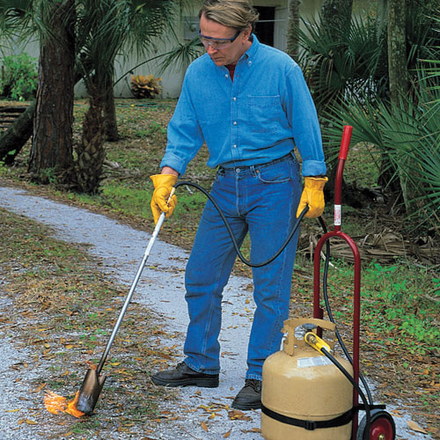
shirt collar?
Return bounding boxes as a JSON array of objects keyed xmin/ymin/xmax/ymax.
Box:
[{"xmin": 239, "ymin": 33, "xmax": 259, "ymax": 67}]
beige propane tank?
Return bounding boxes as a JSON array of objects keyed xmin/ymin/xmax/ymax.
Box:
[{"xmin": 261, "ymin": 318, "xmax": 353, "ymax": 440}]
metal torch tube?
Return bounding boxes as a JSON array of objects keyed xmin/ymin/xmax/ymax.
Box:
[{"xmin": 95, "ymin": 191, "xmax": 172, "ymax": 374}]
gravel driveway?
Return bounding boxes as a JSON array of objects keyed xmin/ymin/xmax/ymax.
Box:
[{"xmin": 0, "ymin": 186, "xmax": 431, "ymax": 439}]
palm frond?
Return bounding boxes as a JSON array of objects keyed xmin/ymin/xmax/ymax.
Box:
[
  {"xmin": 323, "ymin": 60, "xmax": 440, "ymax": 232},
  {"xmin": 157, "ymin": 37, "xmax": 203, "ymax": 75}
]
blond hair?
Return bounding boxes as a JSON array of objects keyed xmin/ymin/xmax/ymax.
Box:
[{"xmin": 199, "ymin": 0, "xmax": 259, "ymax": 32}]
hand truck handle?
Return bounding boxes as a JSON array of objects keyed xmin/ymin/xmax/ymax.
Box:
[{"xmin": 339, "ymin": 125, "xmax": 353, "ymax": 160}]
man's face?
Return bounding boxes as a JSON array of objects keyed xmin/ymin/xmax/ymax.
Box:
[{"xmin": 199, "ymin": 14, "xmax": 251, "ymax": 66}]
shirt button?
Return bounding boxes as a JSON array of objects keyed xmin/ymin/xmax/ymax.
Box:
[
  {"xmin": 233, "ymin": 97, "xmax": 237, "ymax": 101},
  {"xmin": 225, "ymin": 74, "xmax": 229, "ymax": 78},
  {"xmin": 233, "ymin": 121, "xmax": 237, "ymax": 125},
  {"xmin": 233, "ymin": 144, "xmax": 237, "ymax": 148}
]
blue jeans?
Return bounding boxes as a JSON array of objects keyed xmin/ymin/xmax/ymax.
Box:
[{"xmin": 183, "ymin": 153, "xmax": 301, "ymax": 380}]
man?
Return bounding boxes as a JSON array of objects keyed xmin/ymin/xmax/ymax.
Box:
[{"xmin": 149, "ymin": 0, "xmax": 327, "ymax": 411}]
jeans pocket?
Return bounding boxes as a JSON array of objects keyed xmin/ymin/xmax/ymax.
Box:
[
  {"xmin": 216, "ymin": 167, "xmax": 225, "ymax": 179},
  {"xmin": 255, "ymin": 162, "xmax": 292, "ymax": 184}
]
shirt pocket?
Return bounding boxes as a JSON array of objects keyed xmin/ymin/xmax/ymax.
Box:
[{"xmin": 246, "ymin": 95, "xmax": 283, "ymax": 133}]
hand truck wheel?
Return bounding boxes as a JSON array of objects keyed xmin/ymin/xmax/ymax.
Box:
[{"xmin": 356, "ymin": 408, "xmax": 396, "ymax": 440}]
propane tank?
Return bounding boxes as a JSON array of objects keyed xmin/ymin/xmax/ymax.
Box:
[{"xmin": 261, "ymin": 318, "xmax": 353, "ymax": 440}]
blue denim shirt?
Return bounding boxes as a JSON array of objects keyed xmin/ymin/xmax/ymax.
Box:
[{"xmin": 161, "ymin": 35, "xmax": 326, "ymax": 177}]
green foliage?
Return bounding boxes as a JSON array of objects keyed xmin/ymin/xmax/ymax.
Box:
[
  {"xmin": 300, "ymin": 5, "xmax": 440, "ymax": 220},
  {"xmin": 299, "ymin": 3, "xmax": 439, "ymax": 115},
  {"xmin": 326, "ymin": 260, "xmax": 440, "ymax": 355},
  {"xmin": 0, "ymin": 53, "xmax": 38, "ymax": 101},
  {"xmin": 298, "ymin": 14, "xmax": 388, "ymax": 113},
  {"xmin": 322, "ymin": 64, "xmax": 440, "ymax": 234}
]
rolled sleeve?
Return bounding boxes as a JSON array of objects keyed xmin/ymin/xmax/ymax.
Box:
[
  {"xmin": 284, "ymin": 64, "xmax": 326, "ymax": 177},
  {"xmin": 301, "ymin": 159, "xmax": 327, "ymax": 176}
]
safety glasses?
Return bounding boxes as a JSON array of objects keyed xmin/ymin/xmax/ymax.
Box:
[{"xmin": 197, "ymin": 29, "xmax": 241, "ymax": 50}]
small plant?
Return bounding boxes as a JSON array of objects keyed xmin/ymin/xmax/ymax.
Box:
[
  {"xmin": 0, "ymin": 53, "xmax": 38, "ymax": 101},
  {"xmin": 130, "ymin": 74, "xmax": 162, "ymax": 99}
]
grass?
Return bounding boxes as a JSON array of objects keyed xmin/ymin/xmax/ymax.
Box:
[{"xmin": 1, "ymin": 97, "xmax": 440, "ymax": 437}]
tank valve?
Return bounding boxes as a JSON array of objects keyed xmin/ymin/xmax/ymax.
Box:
[{"xmin": 305, "ymin": 332, "xmax": 331, "ymax": 354}]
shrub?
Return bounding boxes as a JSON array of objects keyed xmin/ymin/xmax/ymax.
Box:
[
  {"xmin": 0, "ymin": 53, "xmax": 38, "ymax": 101},
  {"xmin": 130, "ymin": 74, "xmax": 162, "ymax": 99}
]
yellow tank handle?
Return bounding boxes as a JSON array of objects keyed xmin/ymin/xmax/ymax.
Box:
[{"xmin": 305, "ymin": 332, "xmax": 331, "ymax": 354}]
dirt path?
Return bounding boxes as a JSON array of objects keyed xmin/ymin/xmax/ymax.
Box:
[{"xmin": 0, "ymin": 185, "xmax": 432, "ymax": 439}]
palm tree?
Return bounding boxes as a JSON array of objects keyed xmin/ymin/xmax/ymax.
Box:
[
  {"xmin": 323, "ymin": 63, "xmax": 440, "ymax": 235},
  {"xmin": 298, "ymin": 1, "xmax": 439, "ymax": 215},
  {"xmin": 0, "ymin": 0, "xmax": 178, "ymax": 193},
  {"xmin": 321, "ymin": 0, "xmax": 353, "ymax": 43},
  {"xmin": 62, "ymin": 0, "xmax": 178, "ymax": 194},
  {"xmin": 297, "ymin": 14, "xmax": 387, "ymax": 115},
  {"xmin": 29, "ymin": 0, "xmax": 77, "ymax": 185},
  {"xmin": 286, "ymin": 0, "xmax": 300, "ymax": 59},
  {"xmin": 0, "ymin": 0, "xmax": 77, "ymax": 182}
]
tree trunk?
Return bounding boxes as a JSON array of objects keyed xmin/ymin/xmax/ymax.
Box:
[
  {"xmin": 387, "ymin": 0, "xmax": 408, "ymax": 104},
  {"xmin": 376, "ymin": 0, "xmax": 388, "ymax": 41},
  {"xmin": 0, "ymin": 101, "xmax": 35, "ymax": 164},
  {"xmin": 29, "ymin": 0, "xmax": 76, "ymax": 186},
  {"xmin": 0, "ymin": 67, "xmax": 85, "ymax": 167},
  {"xmin": 104, "ymin": 82, "xmax": 119, "ymax": 142},
  {"xmin": 76, "ymin": 83, "xmax": 106, "ymax": 194},
  {"xmin": 387, "ymin": 0, "xmax": 411, "ymax": 211},
  {"xmin": 321, "ymin": 0, "xmax": 354, "ymax": 42},
  {"xmin": 286, "ymin": 0, "xmax": 301, "ymax": 59}
]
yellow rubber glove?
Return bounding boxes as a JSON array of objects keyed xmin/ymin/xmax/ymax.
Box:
[
  {"xmin": 296, "ymin": 176, "xmax": 328, "ymax": 218},
  {"xmin": 150, "ymin": 174, "xmax": 178, "ymax": 224}
]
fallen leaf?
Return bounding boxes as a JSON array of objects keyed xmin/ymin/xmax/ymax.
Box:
[
  {"xmin": 32, "ymin": 383, "xmax": 46, "ymax": 393},
  {"xmin": 201, "ymin": 421, "xmax": 208, "ymax": 432},
  {"xmin": 228, "ymin": 409, "xmax": 252, "ymax": 421},
  {"xmin": 407, "ymin": 420, "xmax": 428, "ymax": 434},
  {"xmin": 223, "ymin": 429, "xmax": 232, "ymax": 438},
  {"xmin": 241, "ymin": 427, "xmax": 262, "ymax": 433}
]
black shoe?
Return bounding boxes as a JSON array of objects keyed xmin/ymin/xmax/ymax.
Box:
[
  {"xmin": 231, "ymin": 379, "xmax": 262, "ymax": 410},
  {"xmin": 151, "ymin": 361, "xmax": 219, "ymax": 388}
]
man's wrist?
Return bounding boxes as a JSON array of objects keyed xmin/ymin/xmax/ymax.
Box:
[{"xmin": 161, "ymin": 166, "xmax": 179, "ymax": 177}]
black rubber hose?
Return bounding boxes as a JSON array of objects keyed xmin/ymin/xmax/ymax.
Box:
[
  {"xmin": 175, "ymin": 181, "xmax": 308, "ymax": 268},
  {"xmin": 320, "ymin": 347, "xmax": 372, "ymax": 437}
]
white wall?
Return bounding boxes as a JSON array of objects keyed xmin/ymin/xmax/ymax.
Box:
[
  {"xmin": 1, "ymin": 0, "xmax": 303, "ymax": 99},
  {"xmin": 1, "ymin": 0, "xmax": 372, "ymax": 99}
]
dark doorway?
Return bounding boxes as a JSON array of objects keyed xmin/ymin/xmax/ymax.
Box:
[{"xmin": 254, "ymin": 6, "xmax": 275, "ymax": 46}]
